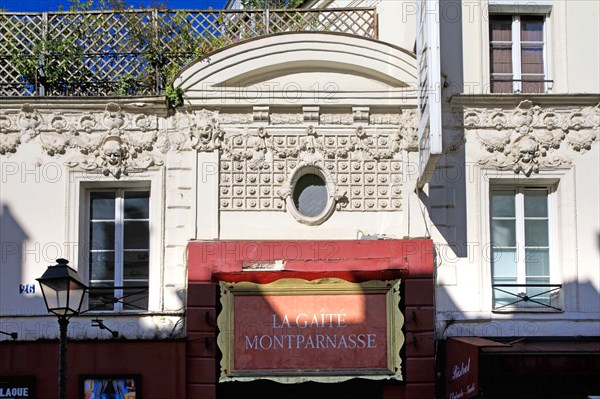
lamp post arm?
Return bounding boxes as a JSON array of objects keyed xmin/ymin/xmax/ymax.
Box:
[{"xmin": 58, "ymin": 317, "xmax": 69, "ymax": 399}]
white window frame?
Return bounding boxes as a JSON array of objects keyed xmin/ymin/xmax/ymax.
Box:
[
  {"xmin": 66, "ymin": 169, "xmax": 164, "ymax": 313},
  {"xmin": 489, "ymin": 14, "xmax": 548, "ymax": 93},
  {"xmin": 489, "ymin": 185, "xmax": 556, "ymax": 310},
  {"xmin": 87, "ymin": 187, "xmax": 151, "ymax": 312},
  {"xmin": 478, "ymin": 167, "xmax": 577, "ymax": 313}
]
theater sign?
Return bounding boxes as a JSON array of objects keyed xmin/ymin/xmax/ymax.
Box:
[{"xmin": 217, "ymin": 278, "xmax": 404, "ymax": 383}]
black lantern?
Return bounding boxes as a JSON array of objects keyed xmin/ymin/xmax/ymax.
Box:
[
  {"xmin": 37, "ymin": 258, "xmax": 87, "ymax": 399},
  {"xmin": 37, "ymin": 258, "xmax": 86, "ymax": 317}
]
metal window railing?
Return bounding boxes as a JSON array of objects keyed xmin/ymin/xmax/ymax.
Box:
[
  {"xmin": 492, "ymin": 283, "xmax": 562, "ymax": 311},
  {"xmin": 82, "ymin": 285, "xmax": 150, "ymax": 313}
]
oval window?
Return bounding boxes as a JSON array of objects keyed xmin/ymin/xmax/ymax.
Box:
[{"xmin": 292, "ymin": 173, "xmax": 328, "ymax": 217}]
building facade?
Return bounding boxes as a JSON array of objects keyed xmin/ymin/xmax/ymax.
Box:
[{"xmin": 0, "ymin": 1, "xmax": 598, "ymax": 398}]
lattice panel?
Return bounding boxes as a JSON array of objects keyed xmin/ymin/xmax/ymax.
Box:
[{"xmin": 0, "ymin": 8, "xmax": 377, "ymax": 97}]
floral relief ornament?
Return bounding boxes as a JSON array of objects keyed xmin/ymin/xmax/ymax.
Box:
[{"xmin": 0, "ymin": 111, "xmax": 20, "ymax": 154}]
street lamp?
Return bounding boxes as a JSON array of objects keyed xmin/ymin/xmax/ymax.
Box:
[{"xmin": 37, "ymin": 258, "xmax": 87, "ymax": 399}]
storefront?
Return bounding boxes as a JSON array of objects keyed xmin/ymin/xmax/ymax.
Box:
[
  {"xmin": 186, "ymin": 239, "xmax": 435, "ymax": 399},
  {"xmin": 0, "ymin": 341, "xmax": 185, "ymax": 398},
  {"xmin": 443, "ymin": 337, "xmax": 600, "ymax": 399}
]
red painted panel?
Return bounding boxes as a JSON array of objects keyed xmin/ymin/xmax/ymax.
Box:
[
  {"xmin": 187, "ymin": 307, "xmax": 217, "ymax": 333},
  {"xmin": 405, "ymin": 332, "xmax": 435, "ymax": 357},
  {"xmin": 0, "ymin": 341, "xmax": 186, "ymax": 399},
  {"xmin": 382, "ymin": 384, "xmax": 406, "ymax": 399},
  {"xmin": 403, "ymin": 279, "xmax": 434, "ymax": 306},
  {"xmin": 187, "ymin": 358, "xmax": 217, "ymax": 384},
  {"xmin": 445, "ymin": 339, "xmax": 479, "ymax": 399},
  {"xmin": 187, "ymin": 240, "xmax": 434, "ymax": 283},
  {"xmin": 405, "ymin": 383, "xmax": 436, "ymax": 398},
  {"xmin": 404, "ymin": 307, "xmax": 435, "ymax": 332},
  {"xmin": 187, "ymin": 384, "xmax": 216, "ymax": 399},
  {"xmin": 405, "ymin": 358, "xmax": 436, "ymax": 383},
  {"xmin": 232, "ymin": 293, "xmax": 388, "ymax": 372},
  {"xmin": 187, "ymin": 332, "xmax": 217, "ymax": 357},
  {"xmin": 187, "ymin": 283, "xmax": 217, "ymax": 307}
]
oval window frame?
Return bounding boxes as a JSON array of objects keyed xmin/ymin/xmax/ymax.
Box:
[{"xmin": 284, "ymin": 164, "xmax": 338, "ymax": 226}]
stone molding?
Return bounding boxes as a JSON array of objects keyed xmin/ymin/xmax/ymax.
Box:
[{"xmin": 1, "ymin": 104, "xmax": 417, "ymax": 212}]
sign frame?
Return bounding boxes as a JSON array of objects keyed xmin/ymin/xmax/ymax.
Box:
[{"xmin": 217, "ymin": 278, "xmax": 404, "ymax": 383}]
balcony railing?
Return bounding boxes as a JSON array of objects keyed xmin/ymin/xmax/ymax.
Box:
[
  {"xmin": 493, "ymin": 283, "xmax": 562, "ymax": 311},
  {"xmin": 0, "ymin": 8, "xmax": 377, "ymax": 97}
]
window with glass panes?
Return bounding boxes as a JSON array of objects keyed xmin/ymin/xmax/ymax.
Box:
[
  {"xmin": 489, "ymin": 15, "xmax": 546, "ymax": 93},
  {"xmin": 490, "ymin": 187, "xmax": 551, "ymax": 308},
  {"xmin": 88, "ymin": 189, "xmax": 150, "ymax": 311}
]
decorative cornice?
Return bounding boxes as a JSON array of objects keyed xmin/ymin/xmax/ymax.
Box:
[
  {"xmin": 463, "ymin": 100, "xmax": 599, "ymax": 176},
  {"xmin": 0, "ymin": 103, "xmax": 164, "ymax": 178}
]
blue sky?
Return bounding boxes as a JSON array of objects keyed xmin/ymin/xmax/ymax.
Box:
[{"xmin": 0, "ymin": 0, "xmax": 228, "ymax": 12}]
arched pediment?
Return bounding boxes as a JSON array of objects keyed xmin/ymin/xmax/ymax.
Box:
[{"xmin": 174, "ymin": 32, "xmax": 417, "ymax": 106}]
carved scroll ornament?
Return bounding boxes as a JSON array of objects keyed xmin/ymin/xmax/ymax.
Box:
[{"xmin": 465, "ymin": 100, "xmax": 599, "ymax": 176}]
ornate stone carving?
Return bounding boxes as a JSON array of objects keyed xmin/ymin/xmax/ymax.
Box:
[
  {"xmin": 18, "ymin": 104, "xmax": 42, "ymax": 143},
  {"xmin": 303, "ymin": 106, "xmax": 320, "ymax": 123},
  {"xmin": 399, "ymin": 109, "xmax": 418, "ymax": 151},
  {"xmin": 0, "ymin": 104, "xmax": 163, "ymax": 178},
  {"xmin": 188, "ymin": 109, "xmax": 224, "ymax": 152},
  {"xmin": 370, "ymin": 113, "xmax": 402, "ymax": 125},
  {"xmin": 219, "ymin": 125, "xmax": 404, "ymax": 212},
  {"xmin": 320, "ymin": 113, "xmax": 353, "ymax": 125},
  {"xmin": 103, "ymin": 102, "xmax": 126, "ymax": 136},
  {"xmin": 465, "ymin": 101, "xmax": 599, "ymax": 176},
  {"xmin": 219, "ymin": 113, "xmax": 254, "ymax": 124},
  {"xmin": 353, "ymin": 107, "xmax": 370, "ymax": 123},
  {"xmin": 270, "ymin": 113, "xmax": 304, "ymax": 125}
]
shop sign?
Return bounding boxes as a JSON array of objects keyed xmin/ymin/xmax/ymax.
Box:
[
  {"xmin": 0, "ymin": 376, "xmax": 35, "ymax": 399},
  {"xmin": 217, "ymin": 278, "xmax": 403, "ymax": 383},
  {"xmin": 445, "ymin": 339, "xmax": 479, "ymax": 399}
]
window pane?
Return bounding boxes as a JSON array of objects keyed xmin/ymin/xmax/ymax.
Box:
[
  {"xmin": 490, "ymin": 16, "xmax": 512, "ymax": 41},
  {"xmin": 525, "ymin": 219, "xmax": 549, "ymax": 246},
  {"xmin": 526, "ymin": 248, "xmax": 549, "ymax": 277},
  {"xmin": 521, "ymin": 77, "xmax": 545, "ymax": 93},
  {"xmin": 524, "ymin": 189, "xmax": 548, "ymax": 217},
  {"xmin": 123, "ymin": 251, "xmax": 149, "ymax": 279},
  {"xmin": 525, "ymin": 277, "xmax": 551, "ymax": 306},
  {"xmin": 521, "ymin": 45, "xmax": 544, "ymax": 74},
  {"xmin": 491, "ymin": 190, "xmax": 515, "ymax": 217},
  {"xmin": 88, "ymin": 283, "xmax": 115, "ymax": 311},
  {"xmin": 491, "ymin": 248, "xmax": 518, "ymax": 277},
  {"xmin": 493, "ymin": 276, "xmax": 518, "ymax": 308},
  {"xmin": 492, "ymin": 219, "xmax": 516, "ymax": 246},
  {"xmin": 491, "ymin": 80, "xmax": 514, "ymax": 93},
  {"xmin": 521, "ymin": 17, "xmax": 544, "ymax": 42},
  {"xmin": 293, "ymin": 174, "xmax": 328, "ymax": 217},
  {"xmin": 123, "ymin": 221, "xmax": 149, "ymax": 249},
  {"xmin": 124, "ymin": 191, "xmax": 150, "ymax": 219},
  {"xmin": 89, "ymin": 251, "xmax": 115, "ymax": 280},
  {"xmin": 90, "ymin": 221, "xmax": 115, "ymax": 250},
  {"xmin": 490, "ymin": 45, "xmax": 513, "ymax": 74},
  {"xmin": 122, "ymin": 282, "xmax": 149, "ymax": 311},
  {"xmin": 90, "ymin": 192, "xmax": 115, "ymax": 220}
]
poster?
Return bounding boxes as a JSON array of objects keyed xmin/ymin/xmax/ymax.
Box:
[{"xmin": 81, "ymin": 375, "xmax": 139, "ymax": 399}]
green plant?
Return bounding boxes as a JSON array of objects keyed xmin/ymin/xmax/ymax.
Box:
[
  {"xmin": 165, "ymin": 84, "xmax": 184, "ymax": 107},
  {"xmin": 10, "ymin": 34, "xmax": 91, "ymax": 95},
  {"xmin": 241, "ymin": 0, "xmax": 303, "ymax": 8}
]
